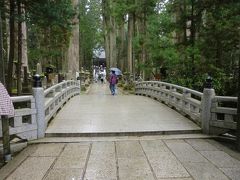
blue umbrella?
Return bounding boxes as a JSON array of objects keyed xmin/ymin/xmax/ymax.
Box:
[{"xmin": 110, "ymin": 67, "xmax": 122, "ymax": 76}]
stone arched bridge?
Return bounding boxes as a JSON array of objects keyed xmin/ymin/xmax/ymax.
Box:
[
  {"xmin": 0, "ymin": 80, "xmax": 240, "ymax": 180},
  {"xmin": 0, "ymin": 80, "xmax": 237, "ymax": 140}
]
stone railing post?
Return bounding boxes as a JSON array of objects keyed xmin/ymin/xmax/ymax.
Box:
[
  {"xmin": 77, "ymin": 76, "xmax": 81, "ymax": 93},
  {"xmin": 32, "ymin": 74, "xmax": 45, "ymax": 138},
  {"xmin": 201, "ymin": 76, "xmax": 215, "ymax": 134},
  {"xmin": 183, "ymin": 89, "xmax": 191, "ymax": 112}
]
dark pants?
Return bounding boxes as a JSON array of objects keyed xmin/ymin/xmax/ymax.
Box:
[{"xmin": 109, "ymin": 84, "xmax": 116, "ymax": 95}]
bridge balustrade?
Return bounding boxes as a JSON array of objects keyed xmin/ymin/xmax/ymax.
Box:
[
  {"xmin": 210, "ymin": 96, "xmax": 237, "ymax": 133},
  {"xmin": 44, "ymin": 81, "xmax": 79, "ymax": 124},
  {"xmin": 1, "ymin": 80, "xmax": 237, "ymax": 141},
  {"xmin": 135, "ymin": 81, "xmax": 238, "ymax": 135},
  {"xmin": 0, "ymin": 80, "xmax": 80, "ymax": 140},
  {"xmin": 0, "ymin": 96, "xmax": 38, "ymax": 140}
]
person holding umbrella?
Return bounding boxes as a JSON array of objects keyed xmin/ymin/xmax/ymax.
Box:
[
  {"xmin": 110, "ymin": 67, "xmax": 122, "ymax": 76},
  {"xmin": 108, "ymin": 70, "xmax": 118, "ymax": 95}
]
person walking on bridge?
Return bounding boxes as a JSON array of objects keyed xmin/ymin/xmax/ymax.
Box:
[{"xmin": 108, "ymin": 70, "xmax": 118, "ymax": 95}]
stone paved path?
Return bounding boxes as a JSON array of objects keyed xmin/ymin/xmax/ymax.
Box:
[
  {"xmin": 1, "ymin": 136, "xmax": 240, "ymax": 180},
  {"xmin": 46, "ymin": 83, "xmax": 200, "ymax": 136}
]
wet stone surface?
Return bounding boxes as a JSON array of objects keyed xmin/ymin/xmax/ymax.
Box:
[
  {"xmin": 1, "ymin": 138, "xmax": 240, "ymax": 180},
  {"xmin": 45, "ymin": 84, "xmax": 200, "ymax": 136}
]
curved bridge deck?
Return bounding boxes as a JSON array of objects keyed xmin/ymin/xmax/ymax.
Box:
[{"xmin": 46, "ymin": 83, "xmax": 201, "ymax": 137}]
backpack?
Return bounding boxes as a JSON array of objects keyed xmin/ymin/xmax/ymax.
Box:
[{"xmin": 110, "ymin": 74, "xmax": 118, "ymax": 84}]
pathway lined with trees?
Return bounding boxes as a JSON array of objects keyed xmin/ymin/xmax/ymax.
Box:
[
  {"xmin": 101, "ymin": 0, "xmax": 239, "ymax": 96},
  {"xmin": 0, "ymin": 0, "xmax": 239, "ymax": 95},
  {"xmin": 0, "ymin": 0, "xmax": 240, "ymax": 154}
]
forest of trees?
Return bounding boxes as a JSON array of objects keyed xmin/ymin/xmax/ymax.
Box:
[
  {"xmin": 0, "ymin": 0, "xmax": 76, "ymax": 95},
  {"xmin": 0, "ymin": 0, "xmax": 239, "ymax": 96},
  {"xmin": 101, "ymin": 0, "xmax": 240, "ymax": 96}
]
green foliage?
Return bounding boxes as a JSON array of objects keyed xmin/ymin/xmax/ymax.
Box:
[
  {"xmin": 79, "ymin": 0, "xmax": 103, "ymax": 69},
  {"xmin": 19, "ymin": 0, "xmax": 239, "ymax": 96},
  {"xmin": 25, "ymin": 0, "xmax": 75, "ymax": 71},
  {"xmin": 117, "ymin": 82, "xmax": 124, "ymax": 88},
  {"xmin": 26, "ymin": 0, "xmax": 75, "ymax": 29},
  {"xmin": 123, "ymin": 83, "xmax": 134, "ymax": 91},
  {"xmin": 100, "ymin": 0, "xmax": 239, "ymax": 96},
  {"xmin": 81, "ymin": 85, "xmax": 86, "ymax": 91},
  {"xmin": 137, "ymin": 0, "xmax": 240, "ymax": 96}
]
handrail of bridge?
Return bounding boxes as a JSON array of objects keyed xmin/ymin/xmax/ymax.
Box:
[
  {"xmin": 0, "ymin": 96, "xmax": 38, "ymax": 140},
  {"xmin": 44, "ymin": 80, "xmax": 79, "ymax": 124},
  {"xmin": 135, "ymin": 81, "xmax": 203, "ymax": 124},
  {"xmin": 211, "ymin": 96, "xmax": 237, "ymax": 131},
  {"xmin": 0, "ymin": 80, "xmax": 80, "ymax": 140},
  {"xmin": 135, "ymin": 81, "xmax": 238, "ymax": 135}
]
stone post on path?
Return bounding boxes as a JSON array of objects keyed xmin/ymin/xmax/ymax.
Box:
[
  {"xmin": 201, "ymin": 76, "xmax": 215, "ymax": 134},
  {"xmin": 32, "ymin": 74, "xmax": 45, "ymax": 138}
]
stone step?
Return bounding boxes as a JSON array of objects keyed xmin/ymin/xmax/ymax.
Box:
[
  {"xmin": 45, "ymin": 129, "xmax": 202, "ymax": 138},
  {"xmin": 32, "ymin": 133, "xmax": 213, "ymax": 144}
]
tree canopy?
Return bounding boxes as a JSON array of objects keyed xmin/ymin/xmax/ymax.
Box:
[{"xmin": 0, "ymin": 0, "xmax": 239, "ymax": 96}]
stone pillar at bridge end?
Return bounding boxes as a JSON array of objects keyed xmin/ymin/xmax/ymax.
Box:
[
  {"xmin": 201, "ymin": 76, "xmax": 215, "ymax": 134},
  {"xmin": 32, "ymin": 74, "xmax": 45, "ymax": 138}
]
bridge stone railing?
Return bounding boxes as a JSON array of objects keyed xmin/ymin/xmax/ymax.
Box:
[
  {"xmin": 0, "ymin": 80, "xmax": 80, "ymax": 140},
  {"xmin": 135, "ymin": 81, "xmax": 238, "ymax": 135},
  {"xmin": 0, "ymin": 96, "xmax": 37, "ymax": 140},
  {"xmin": 210, "ymin": 96, "xmax": 237, "ymax": 132},
  {"xmin": 44, "ymin": 81, "xmax": 80, "ymax": 124}
]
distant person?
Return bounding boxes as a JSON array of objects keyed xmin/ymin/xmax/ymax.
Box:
[
  {"xmin": 94, "ymin": 67, "xmax": 99, "ymax": 83},
  {"xmin": 99, "ymin": 70, "xmax": 104, "ymax": 84},
  {"xmin": 108, "ymin": 70, "xmax": 118, "ymax": 95},
  {"xmin": 102, "ymin": 68, "xmax": 106, "ymax": 83},
  {"xmin": 93, "ymin": 66, "xmax": 97, "ymax": 82}
]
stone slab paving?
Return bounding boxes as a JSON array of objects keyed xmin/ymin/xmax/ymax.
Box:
[
  {"xmin": 46, "ymin": 83, "xmax": 200, "ymax": 136},
  {"xmin": 84, "ymin": 142, "xmax": 117, "ymax": 180},
  {"xmin": 45, "ymin": 169, "xmax": 83, "ymax": 180},
  {"xmin": 116, "ymin": 141, "xmax": 155, "ymax": 180},
  {"xmin": 7, "ymin": 157, "xmax": 55, "ymax": 180},
  {"xmin": 1, "ymin": 138, "xmax": 240, "ymax": 180},
  {"xmin": 182, "ymin": 162, "xmax": 229, "ymax": 180},
  {"xmin": 141, "ymin": 140, "xmax": 189, "ymax": 179},
  {"xmin": 220, "ymin": 168, "xmax": 240, "ymax": 180}
]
